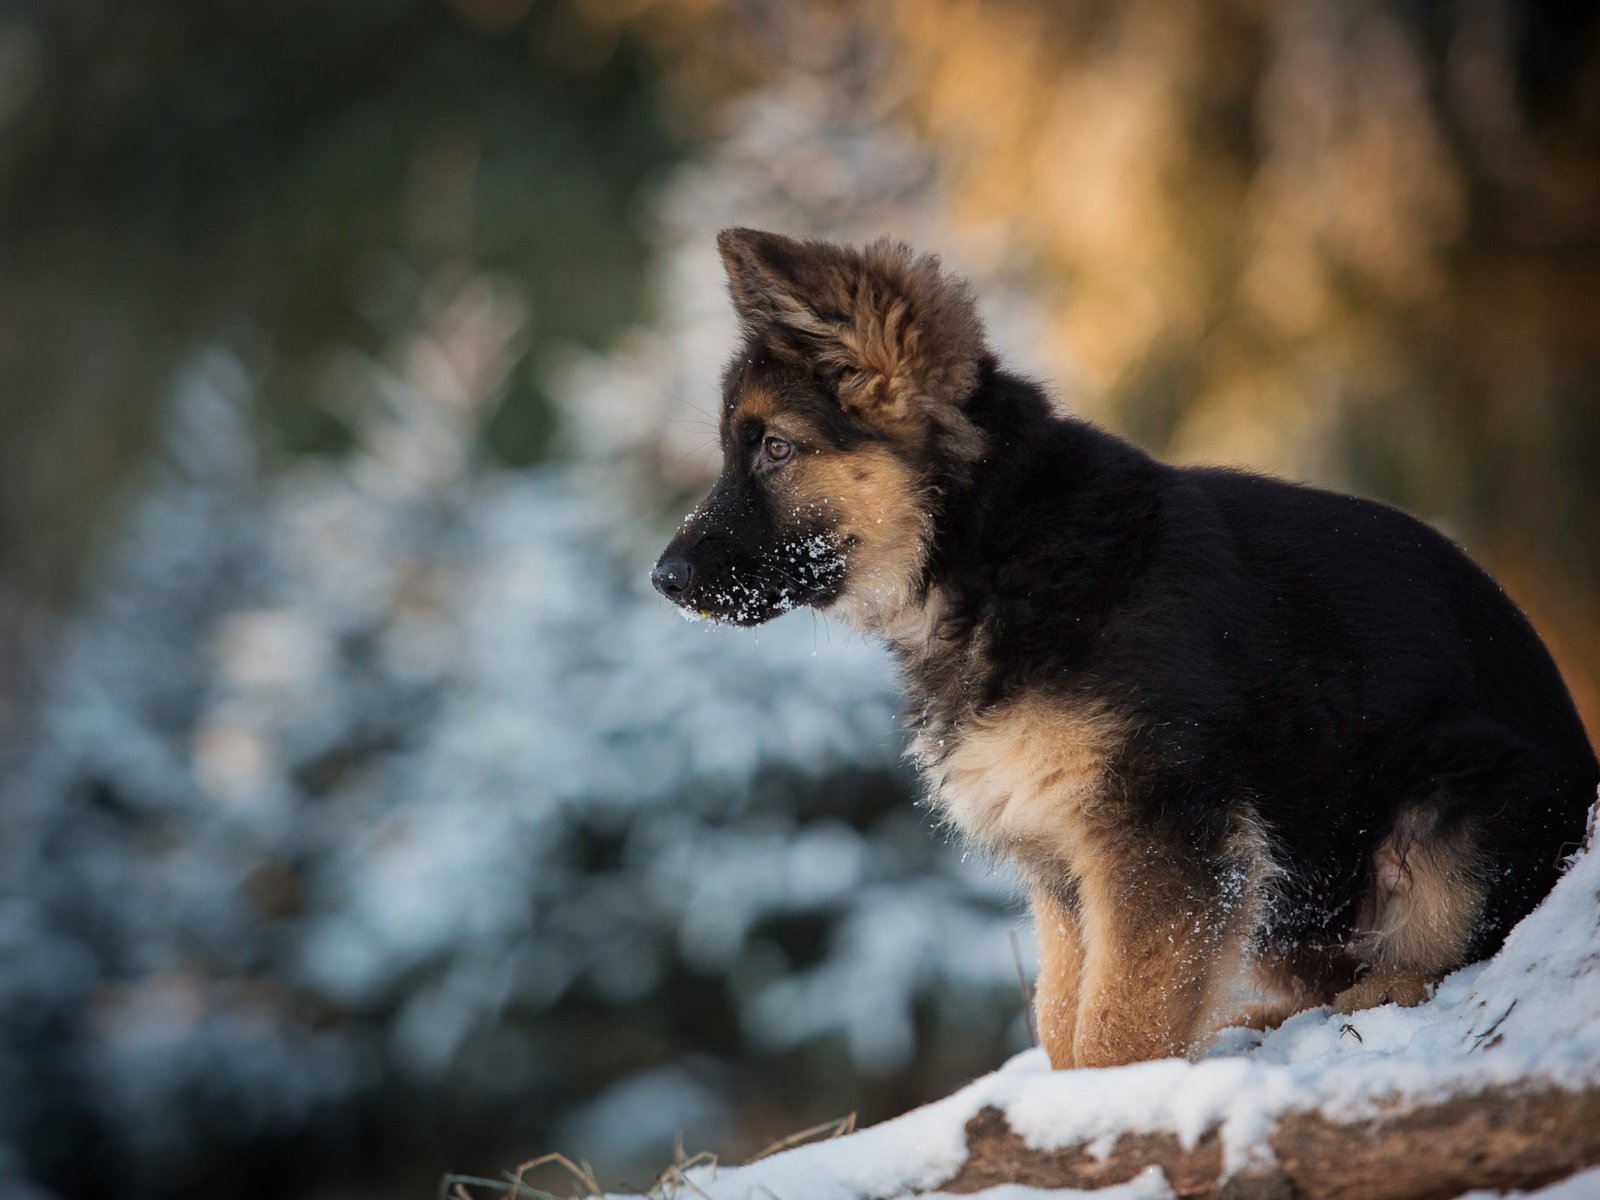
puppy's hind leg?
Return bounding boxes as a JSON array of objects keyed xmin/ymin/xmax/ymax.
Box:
[
  {"xmin": 1336, "ymin": 802, "xmax": 1486, "ymax": 1014},
  {"xmin": 1335, "ymin": 725, "xmax": 1585, "ymax": 1015}
]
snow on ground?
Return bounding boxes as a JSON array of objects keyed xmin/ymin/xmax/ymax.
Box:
[{"xmin": 654, "ymin": 802, "xmax": 1600, "ymax": 1199}]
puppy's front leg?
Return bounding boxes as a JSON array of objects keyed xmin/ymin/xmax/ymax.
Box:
[
  {"xmin": 1070, "ymin": 841, "xmax": 1248, "ymax": 1068},
  {"xmin": 1030, "ymin": 884, "xmax": 1085, "ymax": 1069}
]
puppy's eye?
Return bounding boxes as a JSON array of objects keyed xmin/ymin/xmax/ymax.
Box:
[{"xmin": 763, "ymin": 436, "xmax": 793, "ymax": 463}]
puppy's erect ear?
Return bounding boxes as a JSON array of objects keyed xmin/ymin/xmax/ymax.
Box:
[
  {"xmin": 717, "ymin": 228, "xmax": 847, "ymax": 337},
  {"xmin": 716, "ymin": 228, "xmax": 986, "ymax": 444}
]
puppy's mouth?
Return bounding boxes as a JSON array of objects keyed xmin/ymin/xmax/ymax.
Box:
[
  {"xmin": 668, "ymin": 573, "xmax": 808, "ymax": 627},
  {"xmin": 690, "ymin": 586, "xmax": 797, "ymax": 627}
]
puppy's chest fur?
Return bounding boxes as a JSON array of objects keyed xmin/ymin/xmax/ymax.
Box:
[{"xmin": 904, "ymin": 660, "xmax": 1129, "ymax": 880}]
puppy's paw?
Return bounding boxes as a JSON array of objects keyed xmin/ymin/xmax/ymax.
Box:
[{"xmin": 1332, "ymin": 971, "xmax": 1431, "ymax": 1014}]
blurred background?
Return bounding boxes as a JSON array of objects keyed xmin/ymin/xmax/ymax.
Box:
[{"xmin": 0, "ymin": 1, "xmax": 1596, "ymax": 1196}]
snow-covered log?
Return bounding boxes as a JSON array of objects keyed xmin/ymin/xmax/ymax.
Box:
[{"xmin": 945, "ymin": 1084, "xmax": 1600, "ymax": 1198}]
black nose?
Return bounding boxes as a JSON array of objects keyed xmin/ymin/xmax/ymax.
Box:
[{"xmin": 652, "ymin": 552, "xmax": 694, "ymax": 601}]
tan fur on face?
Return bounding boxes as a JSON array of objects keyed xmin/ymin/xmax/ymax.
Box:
[
  {"xmin": 1349, "ymin": 806, "xmax": 1485, "ymax": 975},
  {"xmin": 779, "ymin": 444, "xmax": 936, "ymax": 637},
  {"xmin": 732, "ymin": 385, "xmax": 779, "ymax": 422}
]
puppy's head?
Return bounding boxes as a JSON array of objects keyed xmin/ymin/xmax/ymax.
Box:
[{"xmin": 652, "ymin": 229, "xmax": 987, "ymax": 629}]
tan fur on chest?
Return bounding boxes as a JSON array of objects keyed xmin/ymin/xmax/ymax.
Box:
[{"xmin": 918, "ymin": 698, "xmax": 1129, "ymax": 872}]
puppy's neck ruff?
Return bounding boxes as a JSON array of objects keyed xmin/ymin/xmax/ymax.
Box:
[{"xmin": 832, "ymin": 577, "xmax": 946, "ymax": 651}]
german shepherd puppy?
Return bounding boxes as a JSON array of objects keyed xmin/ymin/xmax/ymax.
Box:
[{"xmin": 652, "ymin": 229, "xmax": 1599, "ymax": 1069}]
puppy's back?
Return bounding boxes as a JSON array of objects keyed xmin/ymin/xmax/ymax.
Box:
[{"xmin": 1187, "ymin": 465, "xmax": 1594, "ymax": 774}]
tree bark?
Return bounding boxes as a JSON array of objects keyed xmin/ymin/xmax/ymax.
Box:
[{"xmin": 933, "ymin": 1084, "xmax": 1600, "ymax": 1199}]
